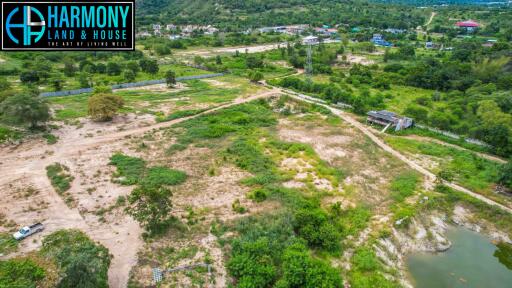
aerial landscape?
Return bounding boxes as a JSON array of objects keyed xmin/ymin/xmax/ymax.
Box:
[{"xmin": 1, "ymin": 0, "xmax": 512, "ymax": 287}]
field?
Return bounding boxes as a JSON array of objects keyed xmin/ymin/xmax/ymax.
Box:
[{"xmin": 1, "ymin": 6, "xmax": 512, "ymax": 287}]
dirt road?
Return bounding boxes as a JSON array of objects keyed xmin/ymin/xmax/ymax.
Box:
[
  {"xmin": 282, "ymin": 89, "xmax": 512, "ymax": 214},
  {"xmin": 0, "ymin": 87, "xmax": 281, "ymax": 288},
  {"xmin": 426, "ymin": 12, "xmax": 436, "ymax": 27}
]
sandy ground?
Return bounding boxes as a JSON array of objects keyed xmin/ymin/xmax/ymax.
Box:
[
  {"xmin": 0, "ymin": 87, "xmax": 282, "ymax": 287},
  {"xmin": 114, "ymin": 82, "xmax": 187, "ymax": 93},
  {"xmin": 341, "ymin": 54, "xmax": 375, "ymax": 66}
]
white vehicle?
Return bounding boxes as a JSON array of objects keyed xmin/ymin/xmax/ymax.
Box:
[{"xmin": 13, "ymin": 223, "xmax": 44, "ymax": 240}]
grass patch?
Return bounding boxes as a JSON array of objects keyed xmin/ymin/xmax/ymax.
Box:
[
  {"xmin": 42, "ymin": 133, "xmax": 58, "ymax": 144},
  {"xmin": 0, "ymin": 258, "xmax": 46, "ymax": 288},
  {"xmin": 156, "ymin": 108, "xmax": 206, "ymax": 122},
  {"xmin": 0, "ymin": 126, "xmax": 21, "ymax": 143},
  {"xmin": 109, "ymin": 153, "xmax": 146, "ymax": 185},
  {"xmin": 385, "ymin": 136, "xmax": 501, "ymax": 194},
  {"xmin": 0, "ymin": 233, "xmax": 18, "ymax": 255},
  {"xmin": 390, "ymin": 172, "xmax": 420, "ymax": 202},
  {"xmin": 349, "ymin": 246, "xmax": 399, "ymax": 288},
  {"xmin": 109, "ymin": 153, "xmax": 187, "ymax": 187},
  {"xmin": 45, "ymin": 163, "xmax": 74, "ymax": 194},
  {"xmin": 143, "ymin": 166, "xmax": 187, "ymax": 187}
]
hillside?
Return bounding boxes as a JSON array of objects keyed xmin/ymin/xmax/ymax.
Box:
[{"xmin": 136, "ymin": 0, "xmax": 427, "ymax": 29}]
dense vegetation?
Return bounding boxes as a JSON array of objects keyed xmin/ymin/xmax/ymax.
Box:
[
  {"xmin": 41, "ymin": 230, "xmax": 111, "ymax": 288},
  {"xmin": 0, "ymin": 230, "xmax": 110, "ymax": 288},
  {"xmin": 138, "ymin": 0, "xmax": 426, "ymax": 30}
]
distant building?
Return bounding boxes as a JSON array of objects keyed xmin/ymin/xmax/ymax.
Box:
[
  {"xmin": 169, "ymin": 35, "xmax": 182, "ymax": 40},
  {"xmin": 455, "ymin": 20, "xmax": 480, "ymax": 32},
  {"xmin": 315, "ymin": 27, "xmax": 338, "ymax": 37},
  {"xmin": 286, "ymin": 24, "xmax": 309, "ymax": 35},
  {"xmin": 425, "ymin": 41, "xmax": 440, "ymax": 49},
  {"xmin": 384, "ymin": 28, "xmax": 406, "ymax": 34},
  {"xmin": 302, "ymin": 35, "xmax": 319, "ymax": 45},
  {"xmin": 166, "ymin": 24, "xmax": 177, "ymax": 31},
  {"xmin": 367, "ymin": 110, "xmax": 414, "ymax": 131},
  {"xmin": 371, "ymin": 34, "xmax": 392, "ymax": 47},
  {"xmin": 136, "ymin": 31, "xmax": 151, "ymax": 38},
  {"xmin": 204, "ymin": 25, "xmax": 219, "ymax": 35}
]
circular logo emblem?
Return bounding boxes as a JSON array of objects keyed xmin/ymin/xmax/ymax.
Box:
[{"xmin": 6, "ymin": 6, "xmax": 46, "ymax": 45}]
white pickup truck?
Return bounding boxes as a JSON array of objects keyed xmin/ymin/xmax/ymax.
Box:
[{"xmin": 13, "ymin": 223, "xmax": 44, "ymax": 240}]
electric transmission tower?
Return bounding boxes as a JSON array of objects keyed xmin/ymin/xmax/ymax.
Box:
[{"xmin": 305, "ymin": 43, "xmax": 313, "ymax": 79}]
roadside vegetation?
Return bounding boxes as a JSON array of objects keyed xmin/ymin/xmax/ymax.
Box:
[{"xmin": 0, "ymin": 229, "xmax": 109, "ymax": 288}]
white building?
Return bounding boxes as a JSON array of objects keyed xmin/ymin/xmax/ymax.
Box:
[{"xmin": 302, "ymin": 35, "xmax": 319, "ymax": 45}]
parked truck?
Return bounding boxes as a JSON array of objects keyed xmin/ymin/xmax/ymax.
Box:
[{"xmin": 12, "ymin": 223, "xmax": 44, "ymax": 240}]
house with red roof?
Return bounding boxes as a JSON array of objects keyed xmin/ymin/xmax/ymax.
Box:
[{"xmin": 455, "ymin": 20, "xmax": 480, "ymax": 32}]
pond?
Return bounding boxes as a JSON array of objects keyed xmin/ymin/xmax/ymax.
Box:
[{"xmin": 406, "ymin": 227, "xmax": 512, "ymax": 288}]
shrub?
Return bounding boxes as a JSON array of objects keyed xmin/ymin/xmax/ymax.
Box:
[
  {"xmin": 0, "ymin": 258, "xmax": 45, "ymax": 288},
  {"xmin": 232, "ymin": 199, "xmax": 247, "ymax": 214},
  {"xmin": 87, "ymin": 93, "xmax": 124, "ymax": 121},
  {"xmin": 248, "ymin": 188, "xmax": 269, "ymax": 202},
  {"xmin": 41, "ymin": 230, "xmax": 111, "ymax": 288},
  {"xmin": 293, "ymin": 208, "xmax": 341, "ymax": 252},
  {"xmin": 277, "ymin": 242, "xmax": 342, "ymax": 288}
]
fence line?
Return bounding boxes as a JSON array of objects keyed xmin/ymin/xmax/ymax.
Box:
[
  {"xmin": 415, "ymin": 124, "xmax": 490, "ymax": 147},
  {"xmin": 40, "ymin": 73, "xmax": 227, "ymax": 98}
]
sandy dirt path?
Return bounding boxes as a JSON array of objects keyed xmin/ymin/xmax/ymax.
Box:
[
  {"xmin": 426, "ymin": 12, "xmax": 437, "ymax": 27},
  {"xmin": 280, "ymin": 88, "xmax": 512, "ymax": 214},
  {"xmin": 0, "ymin": 87, "xmax": 281, "ymax": 287}
]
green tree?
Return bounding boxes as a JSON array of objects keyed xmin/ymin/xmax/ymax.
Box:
[
  {"xmin": 87, "ymin": 93, "xmax": 124, "ymax": 121},
  {"xmin": 63, "ymin": 60, "xmax": 76, "ymax": 77},
  {"xmin": 246, "ymin": 55, "xmax": 264, "ymax": 69},
  {"xmin": 139, "ymin": 59, "xmax": 159, "ymax": 74},
  {"xmin": 0, "ymin": 94, "xmax": 50, "ymax": 128},
  {"xmin": 127, "ymin": 184, "xmax": 174, "ymax": 235},
  {"xmin": 165, "ymin": 70, "xmax": 176, "ymax": 87},
  {"xmin": 154, "ymin": 44, "xmax": 171, "ymax": 56},
  {"xmin": 77, "ymin": 72, "xmax": 91, "ymax": 88},
  {"xmin": 50, "ymin": 76, "xmax": 64, "ymax": 91},
  {"xmin": 123, "ymin": 70, "xmax": 136, "ymax": 82},
  {"xmin": 20, "ymin": 71, "xmax": 40, "ymax": 84},
  {"xmin": 106, "ymin": 62, "xmax": 121, "ymax": 76},
  {"xmin": 498, "ymin": 161, "xmax": 512, "ymax": 189},
  {"xmin": 125, "ymin": 61, "xmax": 140, "ymax": 74},
  {"xmin": 41, "ymin": 230, "xmax": 110, "ymax": 288}
]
